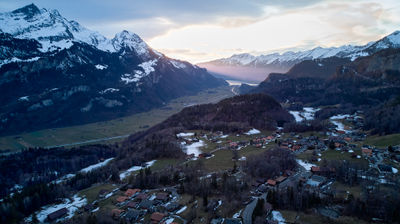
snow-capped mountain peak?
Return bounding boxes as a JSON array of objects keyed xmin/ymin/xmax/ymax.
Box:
[
  {"xmin": 111, "ymin": 30, "xmax": 150, "ymax": 56},
  {"xmin": 0, "ymin": 4, "xmax": 150, "ymax": 55},
  {"xmin": 371, "ymin": 30, "xmax": 400, "ymax": 50},
  {"xmin": 11, "ymin": 3, "xmax": 41, "ymax": 19}
]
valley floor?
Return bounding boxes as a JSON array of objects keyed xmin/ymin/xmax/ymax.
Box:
[{"xmin": 0, "ymin": 86, "xmax": 234, "ymax": 152}]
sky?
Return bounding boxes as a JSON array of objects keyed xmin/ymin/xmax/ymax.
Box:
[{"xmin": 1, "ymin": 0, "xmax": 400, "ymax": 63}]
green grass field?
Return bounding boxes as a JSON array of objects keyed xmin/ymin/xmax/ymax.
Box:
[
  {"xmin": 0, "ymin": 86, "xmax": 234, "ymax": 151},
  {"xmin": 363, "ymin": 133, "xmax": 400, "ymax": 148}
]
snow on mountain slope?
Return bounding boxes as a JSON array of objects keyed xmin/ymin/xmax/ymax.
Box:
[
  {"xmin": 111, "ymin": 30, "xmax": 150, "ymax": 57},
  {"xmin": 0, "ymin": 4, "xmax": 148, "ymax": 55},
  {"xmin": 201, "ymin": 30, "xmax": 400, "ymax": 68}
]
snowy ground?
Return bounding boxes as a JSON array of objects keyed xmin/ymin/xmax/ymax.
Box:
[
  {"xmin": 296, "ymin": 159, "xmax": 316, "ymax": 171},
  {"xmin": 329, "ymin": 114, "xmax": 351, "ymax": 133},
  {"xmin": 245, "ymin": 128, "xmax": 261, "ymax": 135},
  {"xmin": 176, "ymin": 206, "xmax": 187, "ymax": 214},
  {"xmin": 290, "ymin": 107, "xmax": 320, "ymax": 122},
  {"xmin": 119, "ymin": 160, "xmax": 157, "ymax": 180},
  {"xmin": 80, "ymin": 158, "xmax": 114, "ymax": 173},
  {"xmin": 176, "ymin": 132, "xmax": 195, "ymax": 138},
  {"xmin": 33, "ymin": 194, "xmax": 87, "ymax": 222},
  {"xmin": 164, "ymin": 218, "xmax": 175, "ymax": 224},
  {"xmin": 271, "ymin": 211, "xmax": 286, "ymax": 224},
  {"xmin": 183, "ymin": 140, "xmax": 205, "ymax": 156}
]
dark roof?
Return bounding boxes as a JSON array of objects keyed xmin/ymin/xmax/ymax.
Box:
[
  {"xmin": 127, "ymin": 201, "xmax": 137, "ymax": 208},
  {"xmin": 124, "ymin": 209, "xmax": 143, "ymax": 221},
  {"xmin": 156, "ymin": 192, "xmax": 169, "ymax": 201},
  {"xmin": 136, "ymin": 193, "xmax": 148, "ymax": 200},
  {"xmin": 378, "ymin": 164, "xmax": 392, "ymax": 172},
  {"xmin": 47, "ymin": 208, "xmax": 68, "ymax": 221},
  {"xmin": 223, "ymin": 218, "xmax": 242, "ymax": 224},
  {"xmin": 139, "ymin": 199, "xmax": 155, "ymax": 209},
  {"xmin": 151, "ymin": 212, "xmax": 165, "ymax": 222},
  {"xmin": 165, "ymin": 202, "xmax": 180, "ymax": 211},
  {"xmin": 98, "ymin": 189, "xmax": 109, "ymax": 195}
]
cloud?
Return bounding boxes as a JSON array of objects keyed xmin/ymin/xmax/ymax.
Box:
[
  {"xmin": 148, "ymin": 0, "xmax": 400, "ymax": 62},
  {"xmin": 0, "ymin": 0, "xmax": 324, "ymax": 38},
  {"xmin": 1, "ymin": 0, "xmax": 399, "ymax": 63}
]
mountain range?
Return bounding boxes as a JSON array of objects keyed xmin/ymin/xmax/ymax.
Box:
[
  {"xmin": 0, "ymin": 4, "xmax": 226, "ymax": 135},
  {"xmin": 198, "ymin": 31, "xmax": 400, "ymax": 82}
]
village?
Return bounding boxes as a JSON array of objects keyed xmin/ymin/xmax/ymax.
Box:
[{"xmin": 29, "ymin": 109, "xmax": 400, "ymax": 224}]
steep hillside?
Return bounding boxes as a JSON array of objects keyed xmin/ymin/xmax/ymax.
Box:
[
  {"xmin": 251, "ymin": 48, "xmax": 400, "ymax": 106},
  {"xmin": 0, "ymin": 4, "xmax": 226, "ymax": 135},
  {"xmin": 124, "ymin": 93, "xmax": 293, "ymax": 148}
]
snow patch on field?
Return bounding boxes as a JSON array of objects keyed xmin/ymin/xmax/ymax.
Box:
[
  {"xmin": 184, "ymin": 140, "xmax": 205, "ymax": 157},
  {"xmin": 53, "ymin": 174, "xmax": 76, "ymax": 184},
  {"xmin": 296, "ymin": 159, "xmax": 316, "ymax": 171},
  {"xmin": 177, "ymin": 132, "xmax": 194, "ymax": 138},
  {"xmin": 119, "ymin": 160, "xmax": 157, "ymax": 180},
  {"xmin": 289, "ymin": 111, "xmax": 303, "ymax": 122},
  {"xmin": 34, "ymin": 194, "xmax": 87, "ymax": 222},
  {"xmin": 99, "ymin": 88, "xmax": 119, "ymax": 94},
  {"xmin": 271, "ymin": 211, "xmax": 286, "ymax": 224},
  {"xmin": 330, "ymin": 114, "xmax": 351, "ymax": 133},
  {"xmin": 18, "ymin": 96, "xmax": 29, "ymax": 101},
  {"xmin": 245, "ymin": 128, "xmax": 261, "ymax": 135},
  {"xmin": 290, "ymin": 107, "xmax": 320, "ymax": 122},
  {"xmin": 80, "ymin": 158, "xmax": 114, "ymax": 173},
  {"xmin": 95, "ymin": 64, "xmax": 108, "ymax": 70},
  {"xmin": 164, "ymin": 218, "xmax": 175, "ymax": 224}
]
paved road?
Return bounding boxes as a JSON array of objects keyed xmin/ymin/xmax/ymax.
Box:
[{"xmin": 243, "ymin": 193, "xmax": 267, "ymax": 224}]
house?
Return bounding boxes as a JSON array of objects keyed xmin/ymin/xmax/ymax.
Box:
[
  {"xmin": 378, "ymin": 164, "xmax": 393, "ymax": 173},
  {"xmin": 125, "ymin": 188, "xmax": 141, "ymax": 197},
  {"xmin": 139, "ymin": 199, "xmax": 155, "ymax": 210},
  {"xmin": 126, "ymin": 201, "xmax": 137, "ymax": 208},
  {"xmin": 334, "ymin": 142, "xmax": 343, "ymax": 148},
  {"xmin": 151, "ymin": 212, "xmax": 166, "ymax": 223},
  {"xmin": 336, "ymin": 130, "xmax": 346, "ymax": 135},
  {"xmin": 98, "ymin": 189, "xmax": 109, "ymax": 198},
  {"xmin": 306, "ymin": 175, "xmax": 327, "ymax": 187},
  {"xmin": 165, "ymin": 202, "xmax": 180, "ymax": 212},
  {"xmin": 344, "ymin": 137, "xmax": 352, "ymax": 142},
  {"xmin": 275, "ymin": 176, "xmax": 287, "ymax": 184},
  {"xmin": 284, "ymin": 170, "xmax": 295, "ymax": 176},
  {"xmin": 47, "ymin": 208, "xmax": 68, "ymax": 221},
  {"xmin": 124, "ymin": 209, "xmax": 144, "ymax": 222},
  {"xmin": 362, "ymin": 148, "xmax": 373, "ymax": 157},
  {"xmin": 230, "ymin": 142, "xmax": 238, "ymax": 148},
  {"xmin": 111, "ymin": 209, "xmax": 124, "ymax": 219},
  {"xmin": 311, "ymin": 166, "xmax": 335, "ymax": 176},
  {"xmin": 156, "ymin": 192, "xmax": 169, "ymax": 201},
  {"xmin": 116, "ymin": 196, "xmax": 128, "ymax": 203},
  {"xmin": 267, "ymin": 179, "xmax": 276, "ymax": 186},
  {"xmin": 136, "ymin": 193, "xmax": 148, "ymax": 201}
]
